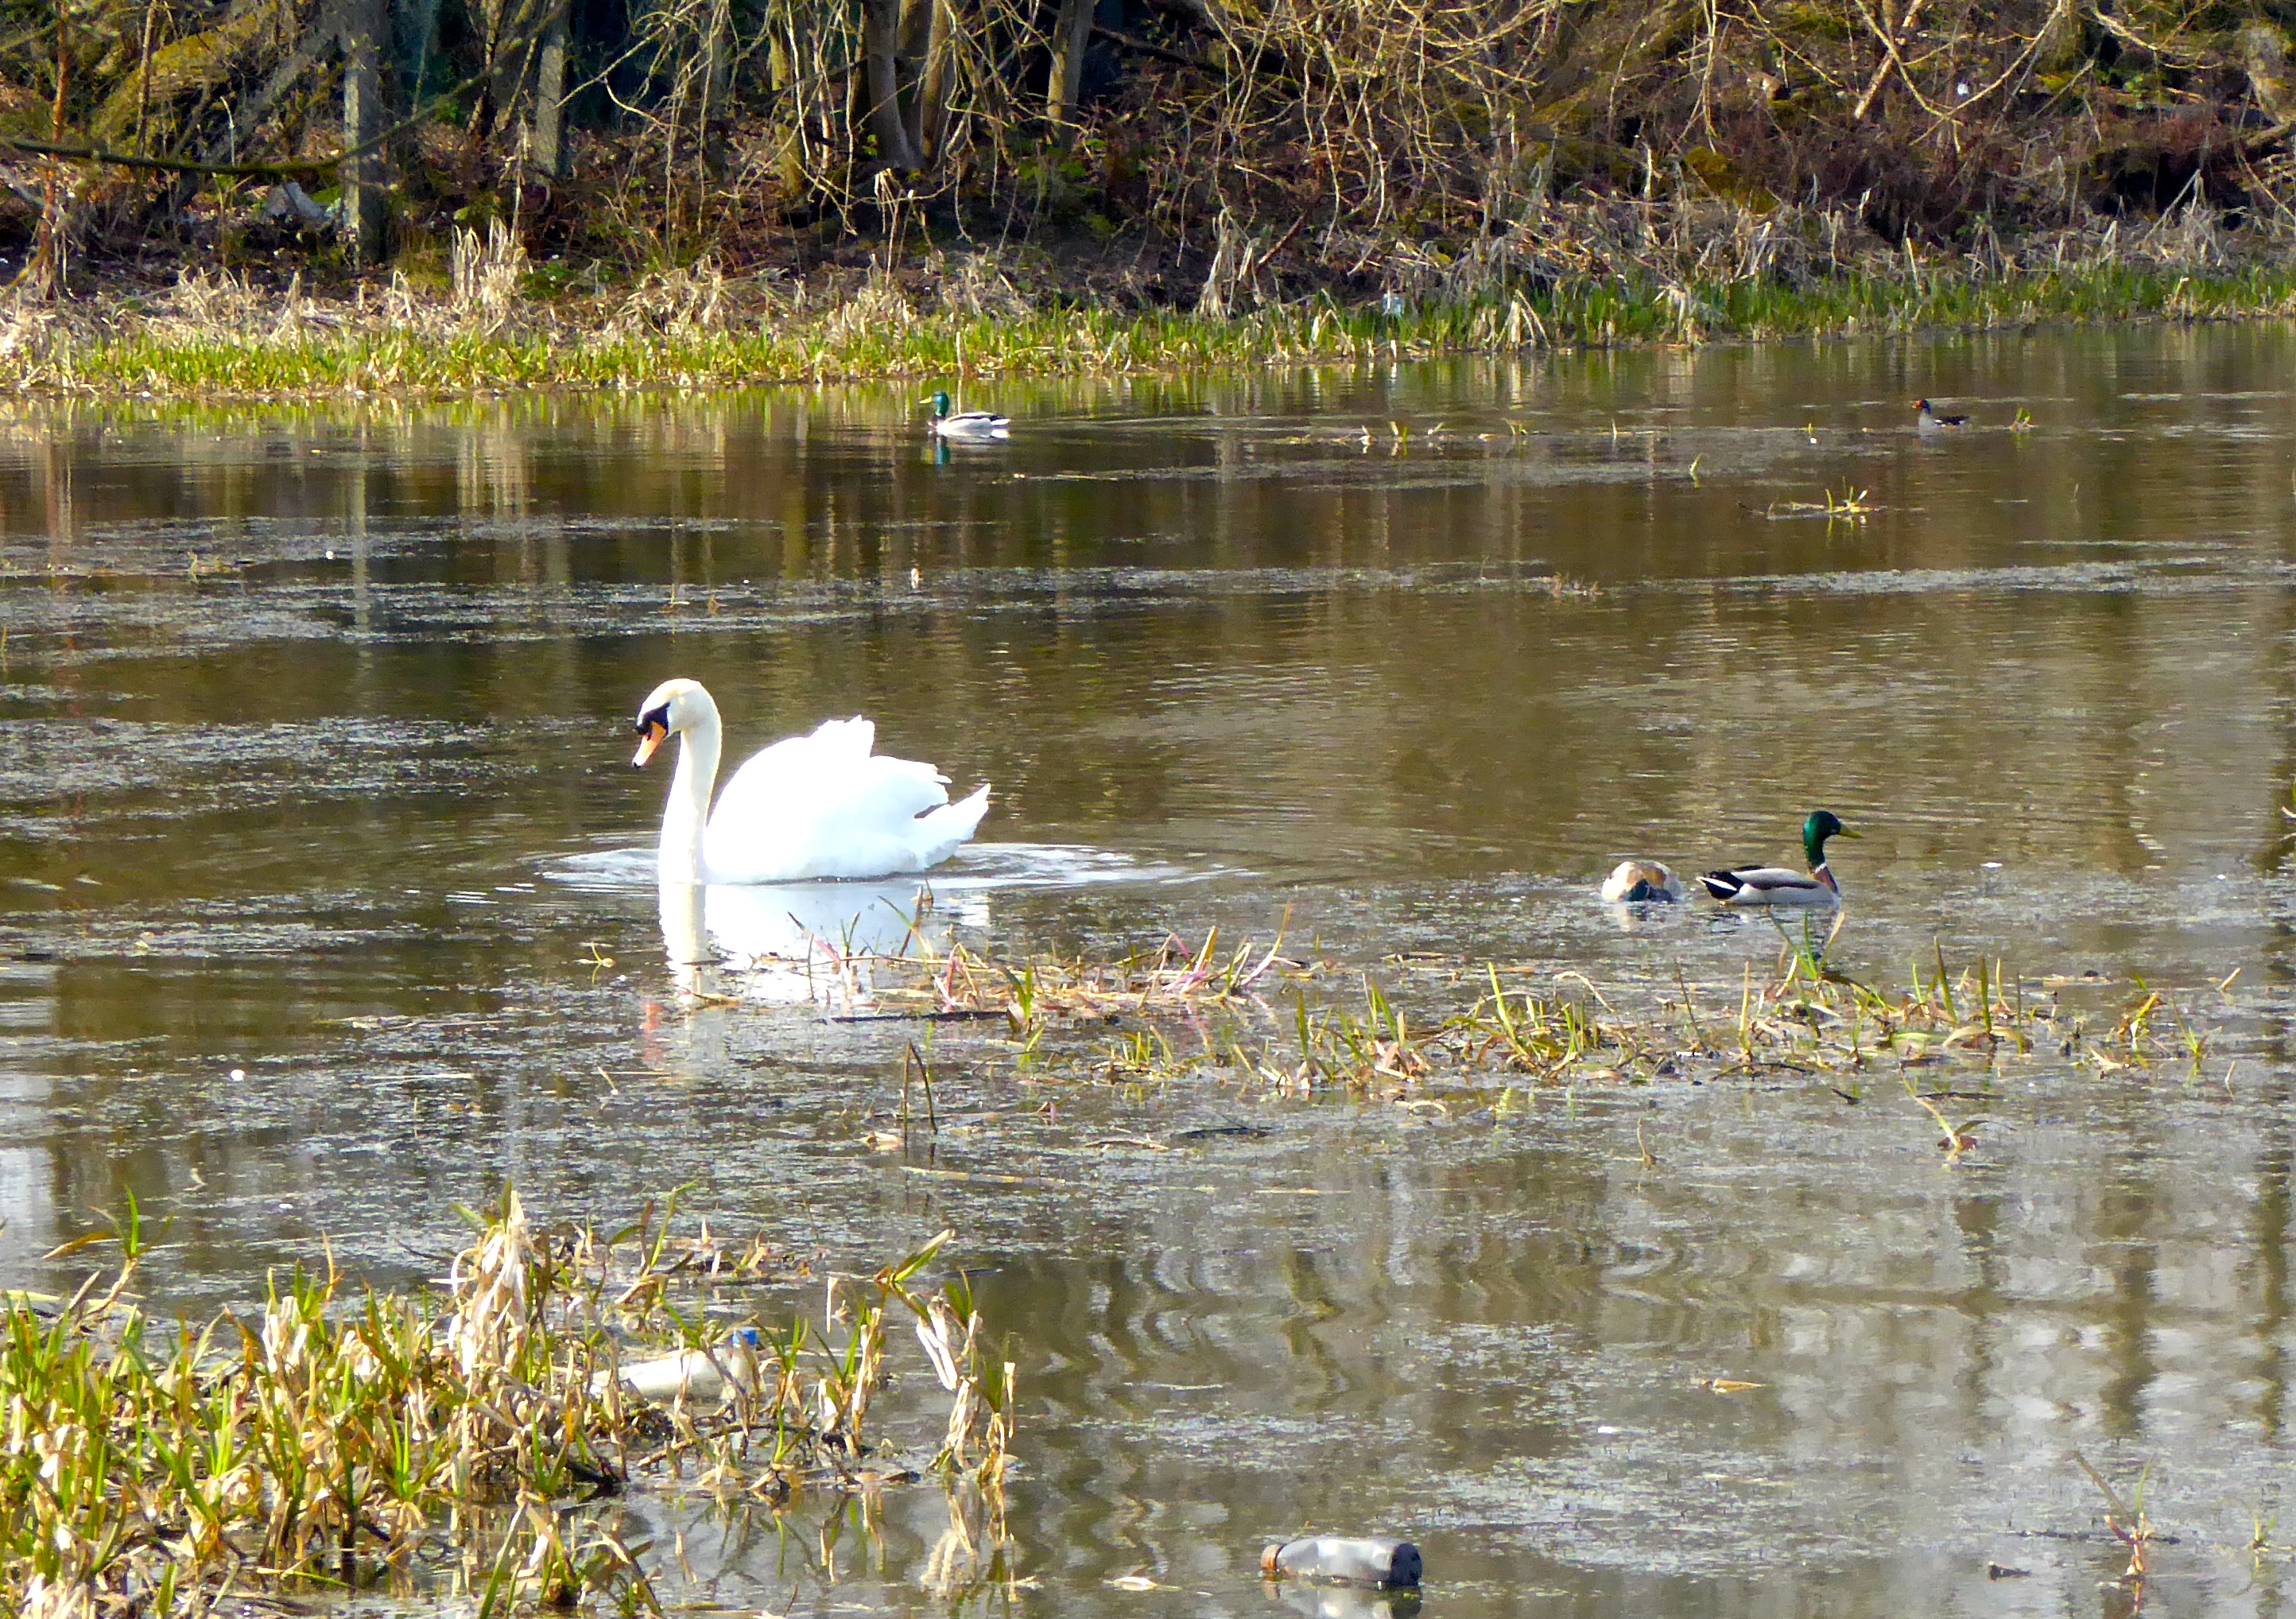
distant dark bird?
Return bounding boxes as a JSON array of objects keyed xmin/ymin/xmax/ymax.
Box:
[
  {"xmin": 1700, "ymin": 810, "xmax": 1856, "ymax": 908},
  {"xmin": 1914, "ymin": 398, "xmax": 1968, "ymax": 432}
]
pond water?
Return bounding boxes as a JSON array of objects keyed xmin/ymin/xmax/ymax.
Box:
[{"xmin": 7, "ymin": 324, "xmax": 2296, "ymax": 1616}]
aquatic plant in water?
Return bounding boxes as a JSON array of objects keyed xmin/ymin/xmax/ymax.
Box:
[
  {"xmin": 0, "ymin": 1189, "xmax": 1014, "ymax": 1616},
  {"xmin": 824, "ymin": 922, "xmax": 2213, "ymax": 1121}
]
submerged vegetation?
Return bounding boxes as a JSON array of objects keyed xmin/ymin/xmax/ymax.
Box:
[
  {"xmin": 770, "ymin": 918, "xmax": 2222, "ymax": 1117},
  {"xmin": 1, "ymin": 1189, "xmax": 1015, "ymax": 1617}
]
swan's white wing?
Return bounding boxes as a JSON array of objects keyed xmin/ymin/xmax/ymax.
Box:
[
  {"xmin": 703, "ymin": 724, "xmax": 985, "ymax": 882},
  {"xmin": 707, "ymin": 759, "xmax": 949, "ymax": 882},
  {"xmin": 733, "ymin": 716, "xmax": 876, "ymax": 772},
  {"xmin": 802, "ymin": 716, "xmax": 877, "ymax": 763},
  {"xmin": 706, "ymin": 719, "xmax": 885, "ymax": 827}
]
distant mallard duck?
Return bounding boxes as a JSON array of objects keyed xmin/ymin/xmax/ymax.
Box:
[
  {"xmin": 1914, "ymin": 398, "xmax": 1968, "ymax": 433},
  {"xmin": 1600, "ymin": 860, "xmax": 1683, "ymax": 903},
  {"xmin": 927, "ymin": 390, "xmax": 1010, "ymax": 439},
  {"xmin": 1700, "ymin": 810, "xmax": 1855, "ymax": 907}
]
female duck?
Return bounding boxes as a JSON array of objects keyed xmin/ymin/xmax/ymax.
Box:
[
  {"xmin": 1600, "ymin": 860, "xmax": 1683, "ymax": 903},
  {"xmin": 633, "ymin": 678, "xmax": 991, "ymax": 883},
  {"xmin": 927, "ymin": 391, "xmax": 1010, "ymax": 439},
  {"xmin": 1700, "ymin": 810, "xmax": 1855, "ymax": 907}
]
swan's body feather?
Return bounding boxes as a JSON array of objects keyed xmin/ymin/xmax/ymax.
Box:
[
  {"xmin": 706, "ymin": 728, "xmax": 984, "ymax": 883},
  {"xmin": 634, "ymin": 681, "xmax": 990, "ymax": 884}
]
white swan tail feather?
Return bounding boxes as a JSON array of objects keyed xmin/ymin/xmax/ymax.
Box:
[{"xmin": 911, "ymin": 783, "xmax": 991, "ymax": 865}]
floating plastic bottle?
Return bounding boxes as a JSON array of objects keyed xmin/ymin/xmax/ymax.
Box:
[
  {"xmin": 595, "ymin": 1326, "xmax": 761, "ymax": 1401},
  {"xmin": 1261, "ymin": 1536, "xmax": 1423, "ymax": 1589}
]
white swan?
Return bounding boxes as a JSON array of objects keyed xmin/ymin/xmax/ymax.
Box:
[{"xmin": 632, "ymin": 678, "xmax": 991, "ymax": 883}]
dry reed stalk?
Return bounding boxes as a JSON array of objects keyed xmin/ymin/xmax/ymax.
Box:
[{"xmin": 0, "ymin": 1190, "xmax": 1010, "ymax": 1615}]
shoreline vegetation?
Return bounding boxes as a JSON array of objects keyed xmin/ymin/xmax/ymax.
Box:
[
  {"xmin": 14, "ymin": 0, "xmax": 2296, "ymax": 398},
  {"xmin": 3, "ymin": 247, "xmax": 2295, "ymax": 399}
]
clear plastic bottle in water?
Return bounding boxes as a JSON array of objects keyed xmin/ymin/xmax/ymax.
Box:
[{"xmin": 1260, "ymin": 1536, "xmax": 1423, "ymax": 1588}]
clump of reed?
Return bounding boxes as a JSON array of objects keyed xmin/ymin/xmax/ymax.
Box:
[
  {"xmin": 911, "ymin": 924, "xmax": 1293, "ymax": 1036},
  {"xmin": 0, "ymin": 1188, "xmax": 1014, "ymax": 1616},
  {"xmin": 839, "ymin": 923, "xmax": 2212, "ymax": 1112}
]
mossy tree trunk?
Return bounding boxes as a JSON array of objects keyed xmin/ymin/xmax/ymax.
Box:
[
  {"xmin": 341, "ymin": 0, "xmax": 390, "ymax": 263},
  {"xmin": 529, "ymin": 3, "xmax": 571, "ymax": 178},
  {"xmin": 862, "ymin": 0, "xmax": 925, "ymax": 170},
  {"xmin": 1046, "ymin": 0, "xmax": 1094, "ymax": 137}
]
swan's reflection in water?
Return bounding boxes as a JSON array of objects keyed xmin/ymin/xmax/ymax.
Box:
[{"xmin": 657, "ymin": 878, "xmax": 988, "ymax": 1005}]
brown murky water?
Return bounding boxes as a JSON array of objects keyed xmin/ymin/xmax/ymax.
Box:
[{"xmin": 7, "ymin": 325, "xmax": 2296, "ymax": 1615}]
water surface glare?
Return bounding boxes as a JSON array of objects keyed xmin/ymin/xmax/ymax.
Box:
[{"xmin": 10, "ymin": 327, "xmax": 2296, "ymax": 1615}]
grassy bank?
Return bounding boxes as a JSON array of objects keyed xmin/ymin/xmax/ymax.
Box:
[
  {"xmin": 2, "ymin": 1190, "xmax": 1014, "ymax": 1618},
  {"xmin": 7, "ymin": 253, "xmax": 2296, "ymax": 402}
]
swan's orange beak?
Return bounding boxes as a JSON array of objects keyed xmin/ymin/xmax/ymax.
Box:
[{"xmin": 632, "ymin": 719, "xmax": 666, "ymax": 767}]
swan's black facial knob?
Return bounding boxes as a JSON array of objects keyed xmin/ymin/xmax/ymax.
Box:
[{"xmin": 632, "ymin": 706, "xmax": 671, "ymax": 768}]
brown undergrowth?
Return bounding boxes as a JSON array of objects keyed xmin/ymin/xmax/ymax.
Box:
[{"xmin": 8, "ymin": 0, "xmax": 2296, "ymax": 326}]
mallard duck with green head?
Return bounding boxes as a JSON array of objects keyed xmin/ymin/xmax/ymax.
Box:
[
  {"xmin": 926, "ymin": 390, "xmax": 1010, "ymax": 439},
  {"xmin": 1700, "ymin": 810, "xmax": 1855, "ymax": 907}
]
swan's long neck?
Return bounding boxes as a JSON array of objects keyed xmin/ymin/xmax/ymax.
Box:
[{"xmin": 657, "ymin": 701, "xmax": 722, "ymax": 884}]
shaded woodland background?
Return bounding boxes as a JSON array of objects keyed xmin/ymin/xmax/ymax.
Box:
[{"xmin": 6, "ymin": 0, "xmax": 2296, "ymax": 305}]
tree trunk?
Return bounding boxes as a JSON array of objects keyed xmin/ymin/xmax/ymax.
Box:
[
  {"xmin": 474, "ymin": 0, "xmax": 546, "ymax": 147},
  {"xmin": 340, "ymin": 0, "xmax": 390, "ymax": 265},
  {"xmin": 19, "ymin": 1, "xmax": 71, "ymax": 297},
  {"xmin": 1046, "ymin": 0, "xmax": 1093, "ymax": 136},
  {"xmin": 529, "ymin": 4, "xmax": 571, "ymax": 178},
  {"xmin": 862, "ymin": 0, "xmax": 925, "ymax": 171},
  {"xmin": 917, "ymin": 0, "xmax": 957, "ymax": 163},
  {"xmin": 896, "ymin": 0, "xmax": 933, "ymax": 161},
  {"xmin": 702, "ymin": 0, "xmax": 732, "ymax": 173}
]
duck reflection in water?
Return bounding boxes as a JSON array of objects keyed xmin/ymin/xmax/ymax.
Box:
[{"xmin": 657, "ymin": 877, "xmax": 989, "ymax": 1006}]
